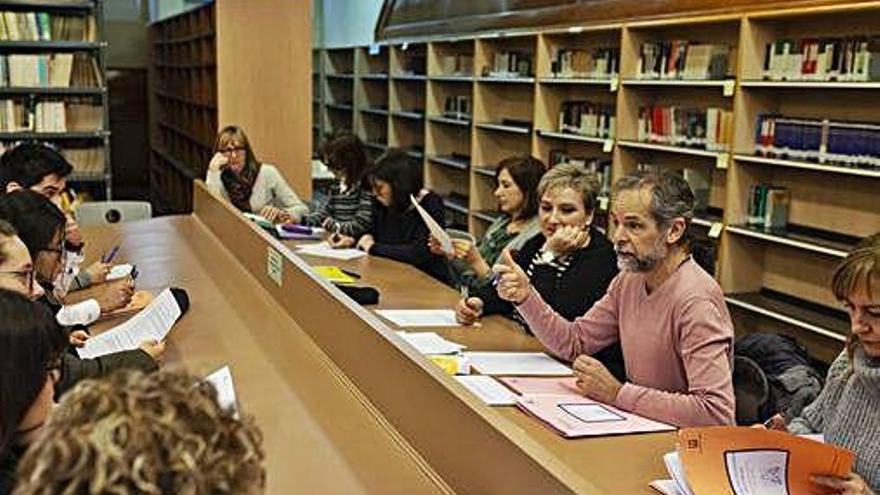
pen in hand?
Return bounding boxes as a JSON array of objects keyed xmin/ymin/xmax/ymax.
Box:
[{"xmin": 102, "ymin": 245, "xmax": 120, "ymax": 264}]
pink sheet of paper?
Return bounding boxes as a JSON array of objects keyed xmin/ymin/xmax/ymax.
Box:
[
  {"xmin": 498, "ymin": 376, "xmax": 581, "ymax": 396},
  {"xmin": 516, "ymin": 394, "xmax": 676, "ymax": 438}
]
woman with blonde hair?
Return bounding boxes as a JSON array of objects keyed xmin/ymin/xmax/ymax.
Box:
[
  {"xmin": 13, "ymin": 369, "xmax": 265, "ymax": 495},
  {"xmin": 779, "ymin": 233, "xmax": 880, "ymax": 494},
  {"xmin": 206, "ymin": 125, "xmax": 309, "ymax": 223}
]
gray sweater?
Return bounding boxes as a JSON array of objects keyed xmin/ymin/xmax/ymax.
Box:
[
  {"xmin": 206, "ymin": 164, "xmax": 309, "ymax": 218},
  {"xmin": 788, "ymin": 348, "xmax": 880, "ymax": 490}
]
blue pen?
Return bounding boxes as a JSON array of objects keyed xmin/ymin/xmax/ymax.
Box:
[{"xmin": 102, "ymin": 245, "xmax": 120, "ymax": 263}]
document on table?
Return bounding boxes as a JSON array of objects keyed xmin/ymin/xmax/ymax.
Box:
[
  {"xmin": 376, "ymin": 309, "xmax": 461, "ymax": 328},
  {"xmin": 463, "ymin": 352, "xmax": 573, "ymax": 376},
  {"xmin": 454, "ymin": 375, "xmax": 518, "ymax": 406},
  {"xmin": 516, "ymin": 394, "xmax": 675, "ymax": 438},
  {"xmin": 205, "ymin": 365, "xmax": 239, "ymax": 418},
  {"xmin": 395, "ymin": 331, "xmax": 465, "ymax": 355},
  {"xmin": 77, "ymin": 288, "xmax": 182, "ymax": 359},
  {"xmin": 295, "ymin": 242, "xmax": 367, "ymax": 261},
  {"xmin": 411, "ymin": 194, "xmax": 452, "ymax": 255}
]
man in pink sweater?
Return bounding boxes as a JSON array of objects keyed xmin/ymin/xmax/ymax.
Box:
[{"xmin": 493, "ymin": 171, "xmax": 735, "ymax": 427}]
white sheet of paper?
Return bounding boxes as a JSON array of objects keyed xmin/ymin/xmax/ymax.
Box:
[
  {"xmin": 464, "ymin": 352, "xmax": 574, "ymax": 376},
  {"xmin": 558, "ymin": 403, "xmax": 625, "ymax": 423},
  {"xmin": 376, "ymin": 309, "xmax": 460, "ymax": 328},
  {"xmin": 649, "ymin": 479, "xmax": 683, "ymax": 495},
  {"xmin": 663, "ymin": 452, "xmax": 696, "ymax": 495},
  {"xmin": 204, "ymin": 365, "xmax": 239, "ymax": 417},
  {"xmin": 395, "ymin": 331, "xmax": 465, "ymax": 354},
  {"xmin": 295, "ymin": 242, "xmax": 367, "ymax": 261},
  {"xmin": 454, "ymin": 375, "xmax": 518, "ymax": 406},
  {"xmin": 77, "ymin": 288, "xmax": 182, "ymax": 359},
  {"xmin": 725, "ymin": 450, "xmax": 789, "ymax": 495},
  {"xmin": 411, "ymin": 194, "xmax": 452, "ymax": 255},
  {"xmin": 106, "ymin": 263, "xmax": 133, "ymax": 281}
]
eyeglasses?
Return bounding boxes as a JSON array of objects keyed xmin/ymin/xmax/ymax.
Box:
[
  {"xmin": 0, "ymin": 268, "xmax": 36, "ymax": 294},
  {"xmin": 220, "ymin": 146, "xmax": 246, "ymax": 155}
]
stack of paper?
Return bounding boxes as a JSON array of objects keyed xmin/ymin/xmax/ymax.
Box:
[
  {"xmin": 454, "ymin": 375, "xmax": 518, "ymax": 406},
  {"xmin": 296, "ymin": 242, "xmax": 366, "ymax": 261},
  {"xmin": 376, "ymin": 309, "xmax": 460, "ymax": 328},
  {"xmin": 312, "ymin": 266, "xmax": 357, "ymax": 284},
  {"xmin": 463, "ymin": 352, "xmax": 573, "ymax": 376},
  {"xmin": 395, "ymin": 331, "xmax": 465, "ymax": 355}
]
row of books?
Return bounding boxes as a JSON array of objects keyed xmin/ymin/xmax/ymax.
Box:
[
  {"xmin": 637, "ymin": 106, "xmax": 733, "ymax": 151},
  {"xmin": 558, "ymin": 101, "xmax": 615, "ymax": 139},
  {"xmin": 0, "ymin": 53, "xmax": 101, "ymax": 88},
  {"xmin": 438, "ymin": 54, "xmax": 474, "ymax": 77},
  {"xmin": 0, "ymin": 99, "xmax": 101, "ymax": 132},
  {"xmin": 61, "ymin": 147, "xmax": 105, "ymax": 174},
  {"xmin": 747, "ymin": 183, "xmax": 791, "ymax": 229},
  {"xmin": 762, "ymin": 37, "xmax": 880, "ymax": 82},
  {"xmin": 485, "ymin": 51, "xmax": 533, "ymax": 78},
  {"xmin": 637, "ymin": 41, "xmax": 731, "ymax": 80},
  {"xmin": 549, "ymin": 47, "xmax": 618, "ymax": 79},
  {"xmin": 636, "ymin": 163, "xmax": 713, "ymax": 212},
  {"xmin": 443, "ymin": 95, "xmax": 472, "ymax": 121},
  {"xmin": 0, "ymin": 12, "xmax": 94, "ymax": 42},
  {"xmin": 547, "ymin": 152, "xmax": 611, "ymax": 193},
  {"xmin": 755, "ymin": 114, "xmax": 880, "ymax": 167}
]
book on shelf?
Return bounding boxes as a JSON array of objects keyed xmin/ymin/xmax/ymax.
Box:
[
  {"xmin": 485, "ymin": 51, "xmax": 533, "ymax": 78},
  {"xmin": 439, "ymin": 54, "xmax": 473, "ymax": 76},
  {"xmin": 550, "ymin": 47, "xmax": 618, "ymax": 79},
  {"xmin": 763, "ymin": 36, "xmax": 880, "ymax": 82},
  {"xmin": 548, "ymin": 152, "xmax": 611, "ymax": 193},
  {"xmin": 755, "ymin": 114, "xmax": 880, "ymax": 168},
  {"xmin": 2, "ymin": 53, "xmax": 96, "ymax": 88},
  {"xmin": 442, "ymin": 95, "xmax": 471, "ymax": 121},
  {"xmin": 638, "ymin": 41, "xmax": 731, "ymax": 80},
  {"xmin": 62, "ymin": 146, "xmax": 104, "ymax": 174},
  {"xmin": 557, "ymin": 100, "xmax": 615, "ymax": 139},
  {"xmin": 747, "ymin": 183, "xmax": 791, "ymax": 229},
  {"xmin": 0, "ymin": 11, "xmax": 95, "ymax": 42},
  {"xmin": 637, "ymin": 105, "xmax": 732, "ymax": 151}
]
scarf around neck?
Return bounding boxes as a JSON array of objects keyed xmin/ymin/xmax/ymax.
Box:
[{"xmin": 221, "ymin": 160, "xmax": 261, "ymax": 212}]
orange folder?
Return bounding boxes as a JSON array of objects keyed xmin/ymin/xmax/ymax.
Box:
[{"xmin": 677, "ymin": 426, "xmax": 854, "ymax": 495}]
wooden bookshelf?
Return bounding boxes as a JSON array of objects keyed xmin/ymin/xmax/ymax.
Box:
[
  {"xmin": 312, "ymin": 47, "xmax": 323, "ymax": 159},
  {"xmin": 0, "ymin": 0, "xmax": 110, "ymax": 198},
  {"xmin": 149, "ymin": 2, "xmax": 215, "ymax": 214},
  {"xmin": 320, "ymin": 3, "xmax": 880, "ymax": 362}
]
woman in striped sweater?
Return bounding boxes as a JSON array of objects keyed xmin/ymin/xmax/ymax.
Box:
[{"xmin": 303, "ymin": 132, "xmax": 373, "ymax": 240}]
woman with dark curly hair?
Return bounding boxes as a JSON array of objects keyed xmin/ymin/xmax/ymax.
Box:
[{"xmin": 13, "ymin": 369, "xmax": 265, "ymax": 495}]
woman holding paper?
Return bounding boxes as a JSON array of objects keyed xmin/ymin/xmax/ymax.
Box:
[
  {"xmin": 206, "ymin": 125, "xmax": 309, "ymax": 224},
  {"xmin": 0, "ymin": 193, "xmax": 162, "ymax": 397},
  {"xmin": 330, "ymin": 150, "xmax": 449, "ymax": 283},
  {"xmin": 430, "ymin": 154, "xmax": 542, "ymax": 291},
  {"xmin": 454, "ymin": 163, "xmax": 624, "ymax": 379},
  {"xmin": 0, "ymin": 289, "xmax": 68, "ymax": 495},
  {"xmin": 767, "ymin": 234, "xmax": 880, "ymax": 494}
]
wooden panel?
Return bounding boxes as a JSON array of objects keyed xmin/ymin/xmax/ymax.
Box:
[{"xmin": 215, "ymin": 0, "xmax": 312, "ymax": 198}]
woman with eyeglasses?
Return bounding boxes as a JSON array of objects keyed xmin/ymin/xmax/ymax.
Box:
[
  {"xmin": 206, "ymin": 125, "xmax": 309, "ymax": 224},
  {"xmin": 0, "ymin": 192, "xmax": 162, "ymax": 397},
  {"xmin": 0, "ymin": 289, "xmax": 68, "ymax": 495}
]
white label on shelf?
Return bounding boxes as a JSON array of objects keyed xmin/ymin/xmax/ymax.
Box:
[
  {"xmin": 267, "ymin": 246, "xmax": 283, "ymax": 287},
  {"xmin": 602, "ymin": 139, "xmax": 614, "ymax": 153},
  {"xmin": 708, "ymin": 222, "xmax": 724, "ymax": 239},
  {"xmin": 368, "ymin": 44, "xmax": 380, "ymax": 55},
  {"xmin": 568, "ymin": 26, "xmax": 584, "ymax": 33},
  {"xmin": 716, "ymin": 152, "xmax": 730, "ymax": 169},
  {"xmin": 401, "ymin": 42, "xmax": 409, "ymax": 51},
  {"xmin": 598, "ymin": 196, "xmax": 610, "ymax": 211},
  {"xmin": 610, "ymin": 75, "xmax": 619, "ymax": 92},
  {"xmin": 722, "ymin": 80, "xmax": 735, "ymax": 97}
]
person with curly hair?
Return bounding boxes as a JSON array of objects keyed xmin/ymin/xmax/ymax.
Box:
[{"xmin": 13, "ymin": 369, "xmax": 265, "ymax": 495}]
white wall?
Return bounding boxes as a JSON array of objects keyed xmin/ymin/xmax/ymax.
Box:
[{"xmin": 319, "ymin": 0, "xmax": 383, "ymax": 48}]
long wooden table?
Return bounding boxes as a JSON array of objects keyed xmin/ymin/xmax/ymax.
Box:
[{"xmin": 82, "ymin": 181, "xmax": 676, "ymax": 494}]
